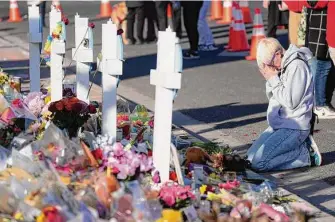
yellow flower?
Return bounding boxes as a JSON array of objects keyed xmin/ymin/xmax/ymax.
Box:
[
  {"xmin": 207, "ymin": 192, "xmax": 222, "ymax": 201},
  {"xmin": 14, "ymin": 212, "xmax": 24, "ymax": 220},
  {"xmin": 0, "ymin": 89, "xmax": 4, "ymax": 95},
  {"xmin": 44, "ymin": 96, "xmax": 51, "ymax": 104},
  {"xmin": 199, "ymin": 185, "xmax": 207, "ymax": 195},
  {"xmin": 36, "ymin": 213, "xmax": 46, "ymax": 222},
  {"xmin": 209, "ymin": 173, "xmax": 219, "ymax": 179},
  {"xmin": 156, "ymin": 209, "xmax": 183, "ymax": 222}
]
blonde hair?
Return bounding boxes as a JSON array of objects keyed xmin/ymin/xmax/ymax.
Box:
[{"xmin": 256, "ymin": 38, "xmax": 283, "ymax": 70}]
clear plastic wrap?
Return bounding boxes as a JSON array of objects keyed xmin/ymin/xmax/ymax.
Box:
[{"xmin": 0, "ymin": 184, "xmax": 20, "ymax": 215}]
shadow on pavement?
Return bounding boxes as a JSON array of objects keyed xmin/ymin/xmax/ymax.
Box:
[{"xmin": 178, "ymin": 103, "xmax": 267, "ymax": 124}]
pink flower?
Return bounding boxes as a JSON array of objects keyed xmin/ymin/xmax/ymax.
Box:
[
  {"xmin": 112, "ymin": 143, "xmax": 125, "ymax": 156},
  {"xmin": 88, "ymin": 22, "xmax": 95, "ymax": 28},
  {"xmin": 152, "ymin": 171, "xmax": 160, "ymax": 184},
  {"xmin": 179, "ymin": 193, "xmax": 188, "ymax": 200},
  {"xmin": 162, "ymin": 194, "xmax": 176, "ymax": 207}
]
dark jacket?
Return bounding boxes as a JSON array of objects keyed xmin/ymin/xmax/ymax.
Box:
[
  {"xmin": 125, "ymin": 1, "xmax": 144, "ymax": 8},
  {"xmin": 305, "ymin": 7, "xmax": 329, "ymax": 60}
]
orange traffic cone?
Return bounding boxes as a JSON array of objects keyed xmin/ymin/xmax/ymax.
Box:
[
  {"xmin": 210, "ymin": 0, "xmax": 223, "ymax": 21},
  {"xmin": 217, "ymin": 0, "xmax": 232, "ymax": 24},
  {"xmin": 225, "ymin": 2, "xmax": 238, "ymax": 49},
  {"xmin": 8, "ymin": 0, "xmax": 22, "ymax": 22},
  {"xmin": 246, "ymin": 8, "xmax": 266, "ymax": 60},
  {"xmin": 239, "ymin": 0, "xmax": 252, "ymax": 24},
  {"xmin": 97, "ymin": 0, "xmax": 113, "ymax": 18},
  {"xmin": 52, "ymin": 0, "xmax": 63, "ymax": 12},
  {"xmin": 228, "ymin": 4, "xmax": 249, "ymax": 52},
  {"xmin": 167, "ymin": 4, "xmax": 172, "ymax": 19}
]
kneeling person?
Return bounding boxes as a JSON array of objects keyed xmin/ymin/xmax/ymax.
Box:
[{"xmin": 247, "ymin": 38, "xmax": 322, "ymax": 172}]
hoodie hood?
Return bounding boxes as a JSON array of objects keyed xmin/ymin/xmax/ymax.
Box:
[{"xmin": 281, "ymin": 44, "xmax": 313, "ymax": 69}]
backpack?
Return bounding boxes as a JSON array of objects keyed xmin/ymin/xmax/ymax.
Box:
[{"xmin": 281, "ymin": 55, "xmax": 318, "ymax": 135}]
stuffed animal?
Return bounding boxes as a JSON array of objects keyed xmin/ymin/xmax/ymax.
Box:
[{"xmin": 183, "ymin": 146, "xmax": 212, "ymax": 167}]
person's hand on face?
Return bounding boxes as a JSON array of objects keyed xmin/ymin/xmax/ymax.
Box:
[{"xmin": 259, "ymin": 65, "xmax": 279, "ymax": 80}]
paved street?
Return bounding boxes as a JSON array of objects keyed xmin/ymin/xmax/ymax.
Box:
[{"xmin": 0, "ymin": 1, "xmax": 334, "ymax": 216}]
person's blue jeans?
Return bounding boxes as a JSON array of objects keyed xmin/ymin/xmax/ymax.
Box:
[
  {"xmin": 311, "ymin": 60, "xmax": 332, "ymax": 107},
  {"xmin": 247, "ymin": 127, "xmax": 311, "ymax": 172}
]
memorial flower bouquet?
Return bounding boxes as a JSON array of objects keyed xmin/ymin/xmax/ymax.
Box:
[
  {"xmin": 48, "ymin": 97, "xmax": 97, "ymax": 138},
  {"xmin": 159, "ymin": 182, "xmax": 195, "ymax": 210},
  {"xmin": 0, "ymin": 120, "xmax": 22, "ymax": 148},
  {"xmin": 107, "ymin": 142, "xmax": 154, "ymax": 181}
]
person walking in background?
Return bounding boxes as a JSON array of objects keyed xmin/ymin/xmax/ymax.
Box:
[
  {"xmin": 198, "ymin": 0, "xmax": 217, "ymax": 51},
  {"xmin": 155, "ymin": 1, "xmax": 182, "ymax": 39},
  {"xmin": 144, "ymin": 1, "xmax": 158, "ymax": 43},
  {"xmin": 263, "ymin": 0, "xmax": 289, "ymax": 38},
  {"xmin": 181, "ymin": 1, "xmax": 203, "ymax": 59},
  {"xmin": 278, "ymin": 1, "xmax": 304, "ymax": 45},
  {"xmin": 304, "ymin": 2, "xmax": 335, "ymax": 118},
  {"xmin": 126, "ymin": 1, "xmax": 145, "ymax": 45}
]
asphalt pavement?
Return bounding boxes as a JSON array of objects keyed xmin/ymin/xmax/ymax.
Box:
[{"xmin": 0, "ymin": 0, "xmax": 334, "ymax": 216}]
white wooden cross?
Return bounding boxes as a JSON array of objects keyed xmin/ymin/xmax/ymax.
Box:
[
  {"xmin": 72, "ymin": 13, "xmax": 93, "ymax": 103},
  {"xmin": 28, "ymin": 4, "xmax": 42, "ymax": 92},
  {"xmin": 50, "ymin": 6, "xmax": 65, "ymax": 102},
  {"xmin": 98, "ymin": 19, "xmax": 123, "ymax": 141},
  {"xmin": 150, "ymin": 27, "xmax": 182, "ymax": 183}
]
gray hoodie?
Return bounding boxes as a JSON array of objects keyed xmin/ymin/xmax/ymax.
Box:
[{"xmin": 266, "ymin": 44, "xmax": 314, "ymax": 131}]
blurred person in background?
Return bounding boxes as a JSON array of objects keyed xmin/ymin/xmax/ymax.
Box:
[
  {"xmin": 198, "ymin": 0, "xmax": 217, "ymax": 51},
  {"xmin": 181, "ymin": 1, "xmax": 203, "ymax": 59},
  {"xmin": 144, "ymin": 1, "xmax": 158, "ymax": 43},
  {"xmin": 278, "ymin": 1, "xmax": 304, "ymax": 45},
  {"xmin": 263, "ymin": 0, "xmax": 289, "ymax": 38},
  {"xmin": 155, "ymin": 1, "xmax": 182, "ymax": 39},
  {"xmin": 304, "ymin": 1, "xmax": 335, "ymax": 118},
  {"xmin": 281, "ymin": 0, "xmax": 335, "ymax": 117},
  {"xmin": 126, "ymin": 1, "xmax": 145, "ymax": 45}
]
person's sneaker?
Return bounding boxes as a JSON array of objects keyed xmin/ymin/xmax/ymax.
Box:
[
  {"xmin": 307, "ymin": 135, "xmax": 322, "ymax": 167},
  {"xmin": 314, "ymin": 106, "xmax": 335, "ymax": 119},
  {"xmin": 205, "ymin": 44, "xmax": 219, "ymax": 51},
  {"xmin": 183, "ymin": 50, "xmax": 200, "ymax": 59},
  {"xmin": 198, "ymin": 45, "xmax": 206, "ymax": 51}
]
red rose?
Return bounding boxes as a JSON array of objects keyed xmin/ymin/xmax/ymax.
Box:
[
  {"xmin": 169, "ymin": 171, "xmax": 177, "ymax": 182},
  {"xmin": 62, "ymin": 16, "xmax": 69, "ymax": 25},
  {"xmin": 64, "ymin": 97, "xmax": 80, "ymax": 111},
  {"xmin": 88, "ymin": 22, "xmax": 95, "ymax": 29},
  {"xmin": 72, "ymin": 102, "xmax": 84, "ymax": 113},
  {"xmin": 55, "ymin": 101, "xmax": 64, "ymax": 111},
  {"xmin": 12, "ymin": 98, "xmax": 23, "ymax": 108},
  {"xmin": 43, "ymin": 206, "xmax": 64, "ymax": 222},
  {"xmin": 88, "ymin": 104, "xmax": 97, "ymax": 114},
  {"xmin": 117, "ymin": 29, "xmax": 123, "ymax": 35},
  {"xmin": 49, "ymin": 102, "xmax": 57, "ymax": 112},
  {"xmin": 92, "ymin": 148, "xmax": 103, "ymax": 161},
  {"xmin": 112, "ymin": 167, "xmax": 120, "ymax": 174}
]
